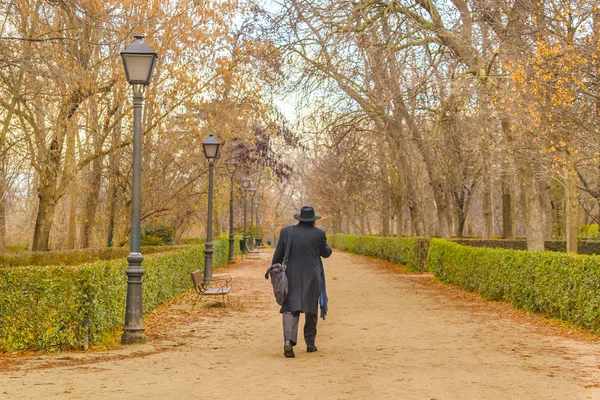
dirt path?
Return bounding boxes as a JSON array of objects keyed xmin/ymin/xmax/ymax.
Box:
[{"xmin": 2, "ymin": 249, "xmax": 600, "ymax": 399}]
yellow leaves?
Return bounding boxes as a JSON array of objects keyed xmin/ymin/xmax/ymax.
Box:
[
  {"xmin": 535, "ymin": 41, "xmax": 559, "ymax": 58},
  {"xmin": 511, "ymin": 65, "xmax": 526, "ymax": 85},
  {"xmin": 503, "ymin": 35, "xmax": 590, "ymax": 145}
]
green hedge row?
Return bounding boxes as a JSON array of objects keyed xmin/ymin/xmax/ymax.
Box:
[
  {"xmin": 0, "ymin": 236, "xmax": 240, "ymax": 351},
  {"xmin": 451, "ymin": 239, "xmax": 600, "ymax": 255},
  {"xmin": 329, "ymin": 234, "xmax": 428, "ymax": 272},
  {"xmin": 0, "ymin": 245, "xmax": 188, "ymax": 268},
  {"xmin": 428, "ymin": 239, "xmax": 600, "ymax": 332}
]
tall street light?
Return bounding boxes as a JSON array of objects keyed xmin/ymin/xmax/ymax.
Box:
[
  {"xmin": 120, "ymin": 34, "xmax": 157, "ymax": 345},
  {"xmin": 226, "ymin": 159, "xmax": 237, "ymax": 264},
  {"xmin": 249, "ymin": 186, "xmax": 257, "ymax": 250},
  {"xmin": 202, "ymin": 133, "xmax": 221, "ymax": 283},
  {"xmin": 241, "ymin": 177, "xmax": 251, "ymax": 253},
  {"xmin": 254, "ymin": 199, "xmax": 260, "ymax": 246}
]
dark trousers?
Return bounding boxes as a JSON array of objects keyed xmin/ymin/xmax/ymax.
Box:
[{"xmin": 282, "ymin": 311, "xmax": 318, "ymax": 346}]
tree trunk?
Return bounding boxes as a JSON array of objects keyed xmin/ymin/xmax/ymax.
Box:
[
  {"xmin": 79, "ymin": 157, "xmax": 102, "ymax": 248},
  {"xmin": 500, "ymin": 165, "xmax": 515, "ymax": 239},
  {"xmin": 0, "ymin": 166, "xmax": 6, "ymax": 252},
  {"xmin": 106, "ymin": 107, "xmax": 122, "ymax": 247},
  {"xmin": 31, "ymin": 84, "xmax": 89, "ymax": 251},
  {"xmin": 79, "ymin": 99, "xmax": 103, "ymax": 248},
  {"xmin": 565, "ymin": 149, "xmax": 579, "ymax": 253},
  {"xmin": 389, "ymin": 134, "xmax": 424, "ymax": 236},
  {"xmin": 334, "ymin": 213, "xmax": 342, "ymax": 234},
  {"xmin": 454, "ymin": 192, "xmax": 466, "ymax": 238},
  {"xmin": 445, "ymin": 194, "xmax": 455, "ymax": 238},
  {"xmin": 539, "ymin": 178, "xmax": 554, "ymax": 240},
  {"xmin": 32, "ymin": 190, "xmax": 58, "ymax": 251},
  {"xmin": 382, "ymin": 193, "xmax": 390, "ymax": 236},
  {"xmin": 518, "ymin": 161, "xmax": 545, "ymax": 251},
  {"xmin": 482, "ymin": 163, "xmax": 493, "ymax": 239},
  {"xmin": 502, "ymin": 187, "xmax": 514, "ymax": 239},
  {"xmin": 65, "ymin": 118, "xmax": 77, "ymax": 250},
  {"xmin": 66, "ymin": 185, "xmax": 77, "ymax": 250},
  {"xmin": 395, "ymin": 196, "xmax": 403, "ymax": 237},
  {"xmin": 360, "ymin": 208, "xmax": 366, "ymax": 235}
]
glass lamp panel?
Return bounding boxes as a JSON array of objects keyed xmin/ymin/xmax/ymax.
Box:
[
  {"xmin": 226, "ymin": 159, "xmax": 237, "ymax": 173},
  {"xmin": 123, "ymin": 54, "xmax": 154, "ymax": 84},
  {"xmin": 202, "ymin": 134, "xmax": 220, "ymax": 159},
  {"xmin": 203, "ymin": 143, "xmax": 219, "ymax": 159}
]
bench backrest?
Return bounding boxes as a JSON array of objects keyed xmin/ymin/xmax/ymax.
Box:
[{"xmin": 191, "ymin": 270, "xmax": 203, "ymax": 288}]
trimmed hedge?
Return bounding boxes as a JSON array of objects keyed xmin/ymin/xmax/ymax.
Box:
[
  {"xmin": 0, "ymin": 236, "xmax": 241, "ymax": 351},
  {"xmin": 330, "ymin": 234, "xmax": 428, "ymax": 272},
  {"xmin": 544, "ymin": 240, "xmax": 600, "ymax": 255},
  {"xmin": 428, "ymin": 239, "xmax": 600, "ymax": 332},
  {"xmin": 451, "ymin": 238, "xmax": 600, "ymax": 255},
  {"xmin": 0, "ymin": 245, "xmax": 187, "ymax": 268}
]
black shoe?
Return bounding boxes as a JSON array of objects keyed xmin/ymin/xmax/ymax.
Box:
[
  {"xmin": 284, "ymin": 340, "xmax": 295, "ymax": 358},
  {"xmin": 307, "ymin": 344, "xmax": 317, "ymax": 353}
]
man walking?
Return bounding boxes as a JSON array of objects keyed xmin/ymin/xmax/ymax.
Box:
[{"xmin": 272, "ymin": 206, "xmax": 332, "ymax": 358}]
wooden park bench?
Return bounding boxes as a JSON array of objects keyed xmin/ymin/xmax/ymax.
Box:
[{"xmin": 191, "ymin": 270, "xmax": 232, "ymax": 308}]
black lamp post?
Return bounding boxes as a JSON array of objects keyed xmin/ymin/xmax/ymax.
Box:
[
  {"xmin": 202, "ymin": 133, "xmax": 221, "ymax": 283},
  {"xmin": 120, "ymin": 35, "xmax": 157, "ymax": 345},
  {"xmin": 249, "ymin": 186, "xmax": 257, "ymax": 250},
  {"xmin": 241, "ymin": 177, "xmax": 251, "ymax": 254},
  {"xmin": 226, "ymin": 159, "xmax": 237, "ymax": 263},
  {"xmin": 254, "ymin": 200, "xmax": 260, "ymax": 246}
]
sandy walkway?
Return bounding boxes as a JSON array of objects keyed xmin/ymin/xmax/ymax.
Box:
[{"xmin": 1, "ymin": 249, "xmax": 600, "ymax": 399}]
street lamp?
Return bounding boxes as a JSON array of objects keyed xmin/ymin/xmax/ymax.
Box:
[
  {"xmin": 241, "ymin": 177, "xmax": 251, "ymax": 254},
  {"xmin": 249, "ymin": 186, "xmax": 257, "ymax": 250},
  {"xmin": 254, "ymin": 200, "xmax": 260, "ymax": 247},
  {"xmin": 226, "ymin": 159, "xmax": 237, "ymax": 263},
  {"xmin": 120, "ymin": 34, "xmax": 157, "ymax": 345},
  {"xmin": 202, "ymin": 133, "xmax": 221, "ymax": 283}
]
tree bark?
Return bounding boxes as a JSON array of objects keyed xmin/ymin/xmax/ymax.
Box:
[
  {"xmin": 65, "ymin": 117, "xmax": 77, "ymax": 250},
  {"xmin": 565, "ymin": 149, "xmax": 579, "ymax": 253},
  {"xmin": 32, "ymin": 98, "xmax": 61, "ymax": 251},
  {"xmin": 79, "ymin": 99, "xmax": 102, "ymax": 248},
  {"xmin": 79, "ymin": 157, "xmax": 102, "ymax": 248},
  {"xmin": 66, "ymin": 184, "xmax": 77, "ymax": 250},
  {"xmin": 502, "ymin": 187, "xmax": 514, "ymax": 239},
  {"xmin": 395, "ymin": 195, "xmax": 403, "ymax": 237},
  {"xmin": 359, "ymin": 208, "xmax": 366, "ymax": 235},
  {"xmin": 539, "ymin": 178, "xmax": 554, "ymax": 240},
  {"xmin": 518, "ymin": 160, "xmax": 545, "ymax": 251},
  {"xmin": 381, "ymin": 192, "xmax": 390, "ymax": 237},
  {"xmin": 32, "ymin": 191, "xmax": 58, "ymax": 251},
  {"xmin": 106, "ymin": 106, "xmax": 122, "ymax": 247},
  {"xmin": 482, "ymin": 161, "xmax": 493, "ymax": 239},
  {"xmin": 0, "ymin": 165, "xmax": 6, "ymax": 252}
]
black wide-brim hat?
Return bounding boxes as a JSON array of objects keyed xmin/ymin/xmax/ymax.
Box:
[{"xmin": 294, "ymin": 206, "xmax": 322, "ymax": 222}]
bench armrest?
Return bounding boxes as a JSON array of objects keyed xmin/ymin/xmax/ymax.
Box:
[{"xmin": 201, "ymin": 275, "xmax": 232, "ymax": 290}]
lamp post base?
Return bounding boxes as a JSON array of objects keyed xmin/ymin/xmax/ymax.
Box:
[
  {"xmin": 121, "ymin": 329, "xmax": 146, "ymax": 345},
  {"xmin": 242, "ymin": 235, "xmax": 249, "ymax": 254},
  {"xmin": 122, "ymin": 253, "xmax": 146, "ymax": 345},
  {"xmin": 228, "ymin": 234, "xmax": 235, "ymax": 264}
]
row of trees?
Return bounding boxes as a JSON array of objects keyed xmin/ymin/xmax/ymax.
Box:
[
  {"xmin": 0, "ymin": 0, "xmax": 297, "ymax": 251},
  {"xmin": 267, "ymin": 0, "xmax": 600, "ymax": 251}
]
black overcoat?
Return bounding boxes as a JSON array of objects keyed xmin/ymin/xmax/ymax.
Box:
[{"xmin": 272, "ymin": 223, "xmax": 332, "ymax": 314}]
